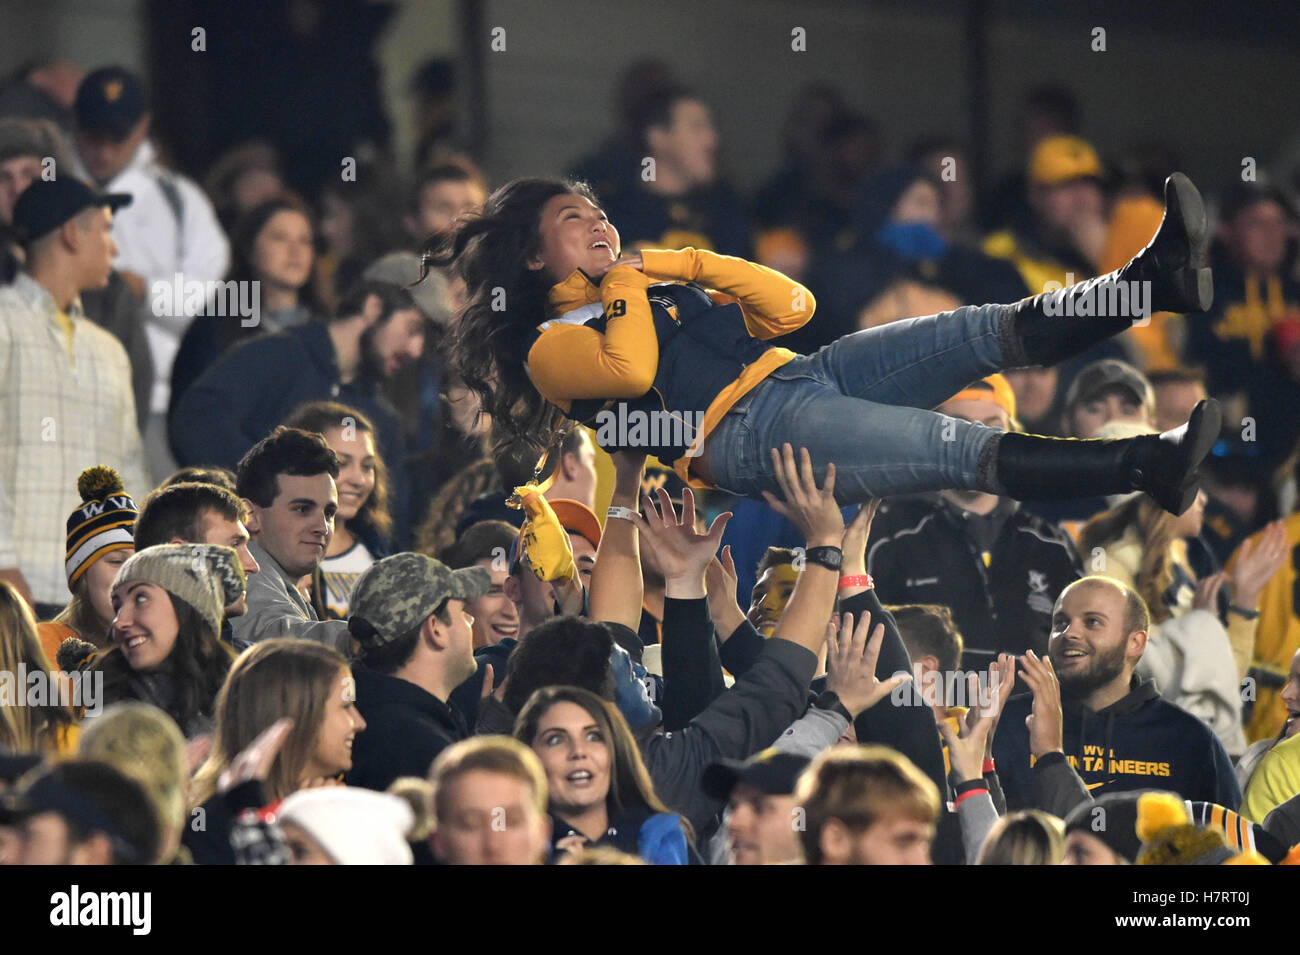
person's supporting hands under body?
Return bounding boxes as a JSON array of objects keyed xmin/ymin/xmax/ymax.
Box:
[
  {"xmin": 761, "ymin": 445, "xmax": 844, "ymax": 658},
  {"xmin": 632, "ymin": 486, "xmax": 732, "ymax": 728},
  {"xmin": 834, "ymin": 499, "xmax": 880, "ymax": 601},
  {"xmin": 632, "ymin": 487, "xmax": 730, "ymax": 601}
]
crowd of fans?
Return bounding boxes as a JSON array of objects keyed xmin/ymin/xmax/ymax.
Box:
[{"xmin": 2, "ymin": 54, "xmax": 1300, "ymax": 867}]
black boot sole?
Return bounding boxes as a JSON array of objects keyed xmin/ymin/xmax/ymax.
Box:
[
  {"xmin": 1147, "ymin": 397, "xmax": 1221, "ymax": 515},
  {"xmin": 1151, "ymin": 173, "xmax": 1213, "ymax": 313}
]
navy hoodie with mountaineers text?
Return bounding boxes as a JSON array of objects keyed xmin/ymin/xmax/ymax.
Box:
[{"xmin": 993, "ymin": 674, "xmax": 1242, "ymax": 810}]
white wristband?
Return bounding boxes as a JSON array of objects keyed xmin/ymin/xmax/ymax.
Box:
[{"xmin": 607, "ymin": 505, "xmax": 638, "ymax": 522}]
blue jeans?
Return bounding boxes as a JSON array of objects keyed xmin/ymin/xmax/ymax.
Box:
[{"xmin": 701, "ymin": 303, "xmax": 1008, "ymax": 504}]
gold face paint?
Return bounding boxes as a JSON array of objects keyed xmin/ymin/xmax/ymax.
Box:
[{"xmin": 748, "ymin": 563, "xmax": 799, "ymax": 638}]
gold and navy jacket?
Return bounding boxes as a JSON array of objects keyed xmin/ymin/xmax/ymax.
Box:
[{"xmin": 525, "ymin": 248, "xmax": 815, "ymax": 485}]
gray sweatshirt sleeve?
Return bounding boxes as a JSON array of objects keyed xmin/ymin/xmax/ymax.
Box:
[
  {"xmin": 771, "ymin": 706, "xmax": 849, "ymax": 758},
  {"xmin": 958, "ymin": 792, "xmax": 1000, "ymax": 864},
  {"xmin": 1031, "ymin": 752, "xmax": 1093, "ymax": 818},
  {"xmin": 231, "ymin": 567, "xmax": 352, "ymax": 654},
  {"xmin": 642, "ymin": 637, "xmax": 818, "ymax": 835},
  {"xmin": 231, "ymin": 598, "xmax": 352, "ymax": 653}
]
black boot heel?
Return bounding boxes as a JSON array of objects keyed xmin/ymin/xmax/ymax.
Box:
[
  {"xmin": 1126, "ymin": 398, "xmax": 1221, "ymax": 515},
  {"xmin": 1125, "ymin": 172, "xmax": 1213, "ymax": 314},
  {"xmin": 1006, "ymin": 173, "xmax": 1214, "ymax": 368},
  {"xmin": 993, "ymin": 399, "xmax": 1222, "ymax": 516}
]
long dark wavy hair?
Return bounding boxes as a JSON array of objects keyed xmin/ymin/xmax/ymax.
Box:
[
  {"xmin": 513, "ymin": 685, "xmax": 694, "ymax": 844},
  {"xmin": 420, "ymin": 178, "xmax": 599, "ymax": 456},
  {"xmin": 94, "ymin": 593, "xmax": 235, "ymax": 735}
]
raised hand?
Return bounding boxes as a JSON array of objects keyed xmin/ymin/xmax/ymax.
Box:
[
  {"xmin": 972, "ymin": 653, "xmax": 1017, "ymax": 758},
  {"xmin": 1229, "ymin": 520, "xmax": 1289, "ymax": 609},
  {"xmin": 1192, "ymin": 571, "xmax": 1227, "ymax": 613},
  {"xmin": 761, "ymin": 444, "xmax": 843, "ymax": 548},
  {"xmin": 705, "ymin": 544, "xmax": 747, "ymax": 639},
  {"xmin": 609, "ymin": 449, "xmax": 647, "ymax": 486},
  {"xmin": 218, "ymin": 717, "xmax": 294, "ymax": 795},
  {"xmin": 185, "ymin": 734, "xmax": 214, "ymax": 777},
  {"xmin": 1019, "ymin": 650, "xmax": 1063, "ymax": 760},
  {"xmin": 824, "ymin": 611, "xmax": 912, "ymax": 718},
  {"xmin": 937, "ymin": 677, "xmax": 991, "ymax": 784},
  {"xmin": 840, "ymin": 499, "xmax": 880, "ymax": 575},
  {"xmin": 631, "ymin": 487, "xmax": 731, "ymax": 599}
]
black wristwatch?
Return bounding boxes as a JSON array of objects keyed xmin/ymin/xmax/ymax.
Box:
[
  {"xmin": 803, "ymin": 545, "xmax": 843, "ymax": 572},
  {"xmin": 814, "ymin": 690, "xmax": 854, "ymax": 723}
]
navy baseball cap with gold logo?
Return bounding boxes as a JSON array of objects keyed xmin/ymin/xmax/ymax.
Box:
[{"xmin": 75, "ymin": 66, "xmax": 148, "ymax": 141}]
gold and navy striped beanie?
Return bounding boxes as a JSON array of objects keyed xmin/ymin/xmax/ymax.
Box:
[{"xmin": 66, "ymin": 466, "xmax": 137, "ymax": 589}]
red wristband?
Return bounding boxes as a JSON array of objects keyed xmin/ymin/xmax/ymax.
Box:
[
  {"xmin": 953, "ymin": 787, "xmax": 989, "ymax": 808},
  {"xmin": 837, "ymin": 574, "xmax": 873, "ymax": 590},
  {"xmin": 982, "ymin": 758, "xmax": 996, "ymax": 774}
]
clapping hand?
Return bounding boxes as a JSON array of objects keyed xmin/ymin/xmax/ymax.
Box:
[
  {"xmin": 1229, "ymin": 520, "xmax": 1289, "ymax": 609},
  {"xmin": 1019, "ymin": 650, "xmax": 1064, "ymax": 760}
]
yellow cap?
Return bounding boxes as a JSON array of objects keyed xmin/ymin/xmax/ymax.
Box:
[
  {"xmin": 1029, "ymin": 135, "xmax": 1103, "ymax": 186},
  {"xmin": 945, "ymin": 373, "xmax": 1018, "ymax": 423}
]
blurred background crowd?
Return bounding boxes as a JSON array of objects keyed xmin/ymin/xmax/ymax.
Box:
[{"xmin": 1, "ymin": 0, "xmax": 1299, "ymax": 868}]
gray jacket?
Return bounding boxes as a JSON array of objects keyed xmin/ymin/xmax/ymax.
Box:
[
  {"xmin": 230, "ymin": 540, "xmax": 351, "ymax": 654},
  {"xmin": 642, "ymin": 637, "xmax": 818, "ymax": 836}
]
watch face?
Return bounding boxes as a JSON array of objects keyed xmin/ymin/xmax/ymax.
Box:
[{"xmin": 806, "ymin": 547, "xmax": 841, "ymax": 571}]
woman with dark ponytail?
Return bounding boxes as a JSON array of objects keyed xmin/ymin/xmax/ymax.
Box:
[{"xmin": 422, "ymin": 175, "xmax": 1222, "ymax": 516}]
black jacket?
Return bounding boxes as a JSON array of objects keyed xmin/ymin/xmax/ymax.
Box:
[
  {"xmin": 170, "ymin": 319, "xmax": 403, "ymax": 475},
  {"xmin": 867, "ymin": 495, "xmax": 1083, "ymax": 658},
  {"xmin": 346, "ymin": 666, "xmax": 468, "ymax": 791},
  {"xmin": 993, "ymin": 674, "xmax": 1243, "ymax": 810},
  {"xmin": 547, "ymin": 806, "xmax": 703, "ymax": 865}
]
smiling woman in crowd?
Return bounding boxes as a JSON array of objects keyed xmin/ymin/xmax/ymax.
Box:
[
  {"xmin": 85, "ymin": 544, "xmax": 240, "ymax": 739},
  {"xmin": 190, "ymin": 637, "xmax": 366, "ymax": 808}
]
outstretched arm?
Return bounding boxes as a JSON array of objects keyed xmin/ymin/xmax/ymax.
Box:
[
  {"xmin": 763, "ymin": 446, "xmax": 844, "ymax": 656},
  {"xmin": 587, "ymin": 451, "xmax": 646, "ymax": 631},
  {"xmin": 630, "ymin": 487, "xmax": 731, "ymax": 730},
  {"xmin": 639, "ymin": 247, "xmax": 815, "ymax": 339}
]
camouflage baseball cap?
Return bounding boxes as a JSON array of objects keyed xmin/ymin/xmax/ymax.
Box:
[{"xmin": 348, "ymin": 553, "xmax": 491, "ymax": 647}]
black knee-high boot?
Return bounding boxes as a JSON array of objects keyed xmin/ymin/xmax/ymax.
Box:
[
  {"xmin": 988, "ymin": 399, "xmax": 1221, "ymax": 515},
  {"xmin": 1000, "ymin": 173, "xmax": 1213, "ymax": 368}
]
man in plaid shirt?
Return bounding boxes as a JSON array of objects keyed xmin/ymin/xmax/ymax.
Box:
[{"xmin": 0, "ymin": 177, "xmax": 149, "ymax": 617}]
